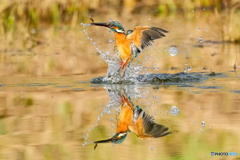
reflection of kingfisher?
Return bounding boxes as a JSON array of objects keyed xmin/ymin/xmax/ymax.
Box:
[
  {"xmin": 91, "ymin": 21, "xmax": 168, "ymax": 76},
  {"xmin": 93, "ymin": 90, "xmax": 171, "ymax": 149}
]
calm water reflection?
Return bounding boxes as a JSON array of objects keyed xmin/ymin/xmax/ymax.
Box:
[
  {"xmin": 0, "ymin": 72, "xmax": 239, "ymax": 159},
  {"xmin": 91, "ymin": 88, "xmax": 171, "ymax": 150}
]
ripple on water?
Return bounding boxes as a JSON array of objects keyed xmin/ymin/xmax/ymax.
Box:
[
  {"xmin": 71, "ymin": 88, "xmax": 83, "ymax": 91},
  {"xmin": 56, "ymin": 85, "xmax": 72, "ymax": 88},
  {"xmin": 18, "ymin": 83, "xmax": 56, "ymax": 86},
  {"xmin": 232, "ymin": 90, "xmax": 240, "ymax": 95},
  {"xmin": 91, "ymin": 72, "xmax": 226, "ymax": 85}
]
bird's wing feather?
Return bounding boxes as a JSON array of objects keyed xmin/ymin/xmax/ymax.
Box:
[
  {"xmin": 128, "ymin": 106, "xmax": 171, "ymax": 139},
  {"xmin": 126, "ymin": 26, "xmax": 168, "ymax": 51}
]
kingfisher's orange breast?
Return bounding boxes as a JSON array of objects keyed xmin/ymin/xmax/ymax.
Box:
[
  {"xmin": 117, "ymin": 103, "xmax": 133, "ymax": 133},
  {"xmin": 115, "ymin": 33, "xmax": 131, "ymax": 61}
]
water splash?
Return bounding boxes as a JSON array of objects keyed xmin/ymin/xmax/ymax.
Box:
[
  {"xmin": 183, "ymin": 66, "xmax": 191, "ymax": 73},
  {"xmin": 81, "ymin": 23, "xmax": 144, "ymax": 84},
  {"xmin": 91, "ymin": 72, "xmax": 215, "ymax": 84},
  {"xmin": 171, "ymin": 106, "xmax": 180, "ymax": 116},
  {"xmin": 109, "ymin": 38, "xmax": 113, "ymax": 43},
  {"xmin": 201, "ymin": 121, "xmax": 205, "ymax": 127}
]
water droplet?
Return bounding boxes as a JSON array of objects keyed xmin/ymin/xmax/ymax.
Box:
[
  {"xmin": 187, "ymin": 66, "xmax": 191, "ymax": 71},
  {"xmin": 206, "ymin": 29, "xmax": 208, "ymax": 31},
  {"xmin": 171, "ymin": 106, "xmax": 180, "ymax": 116},
  {"xmin": 169, "ymin": 47, "xmax": 178, "ymax": 56},
  {"xmin": 110, "ymin": 118, "xmax": 113, "ymax": 121},
  {"xmin": 200, "ymin": 128, "xmax": 203, "ymax": 132},
  {"xmin": 201, "ymin": 121, "xmax": 205, "ymax": 127},
  {"xmin": 192, "ymin": 10, "xmax": 194, "ymax": 12},
  {"xmin": 198, "ymin": 107, "xmax": 200, "ymax": 110},
  {"xmin": 209, "ymin": 127, "xmax": 211, "ymax": 129},
  {"xmin": 197, "ymin": 28, "xmax": 201, "ymax": 31},
  {"xmin": 148, "ymin": 17, "xmax": 151, "ymax": 20},
  {"xmin": 197, "ymin": 57, "xmax": 199, "ymax": 59},
  {"xmin": 196, "ymin": 16, "xmax": 198, "ymax": 18},
  {"xmin": 185, "ymin": 63, "xmax": 188, "ymax": 65},
  {"xmin": 203, "ymin": 8, "xmax": 205, "ymax": 10},
  {"xmin": 199, "ymin": 37, "xmax": 202, "ymax": 43},
  {"xmin": 111, "ymin": 124, "xmax": 114, "ymax": 128},
  {"xmin": 151, "ymin": 146, "xmax": 154, "ymax": 150}
]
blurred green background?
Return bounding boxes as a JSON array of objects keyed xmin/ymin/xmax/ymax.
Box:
[{"xmin": 0, "ymin": 0, "xmax": 240, "ymax": 76}]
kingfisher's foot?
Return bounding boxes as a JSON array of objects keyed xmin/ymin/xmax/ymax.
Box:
[
  {"xmin": 118, "ymin": 61, "xmax": 129, "ymax": 76},
  {"xmin": 119, "ymin": 61, "xmax": 123, "ymax": 67},
  {"xmin": 123, "ymin": 61, "xmax": 129, "ymax": 69}
]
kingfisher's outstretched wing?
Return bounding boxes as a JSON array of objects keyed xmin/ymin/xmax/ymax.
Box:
[
  {"xmin": 128, "ymin": 106, "xmax": 171, "ymax": 139},
  {"xmin": 126, "ymin": 26, "xmax": 169, "ymax": 52}
]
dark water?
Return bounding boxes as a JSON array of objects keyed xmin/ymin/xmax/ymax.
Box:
[{"xmin": 91, "ymin": 72, "xmax": 226, "ymax": 84}]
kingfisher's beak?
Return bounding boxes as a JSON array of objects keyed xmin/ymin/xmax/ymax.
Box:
[
  {"xmin": 93, "ymin": 138, "xmax": 112, "ymax": 150},
  {"xmin": 91, "ymin": 23, "xmax": 109, "ymax": 27},
  {"xmin": 94, "ymin": 139, "xmax": 112, "ymax": 144}
]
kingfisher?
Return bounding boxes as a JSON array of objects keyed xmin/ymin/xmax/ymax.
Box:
[
  {"xmin": 91, "ymin": 21, "xmax": 168, "ymax": 76},
  {"xmin": 93, "ymin": 90, "xmax": 171, "ymax": 150}
]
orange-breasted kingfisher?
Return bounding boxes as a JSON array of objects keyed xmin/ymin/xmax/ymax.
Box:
[
  {"xmin": 93, "ymin": 90, "xmax": 171, "ymax": 149},
  {"xmin": 91, "ymin": 21, "xmax": 168, "ymax": 76}
]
